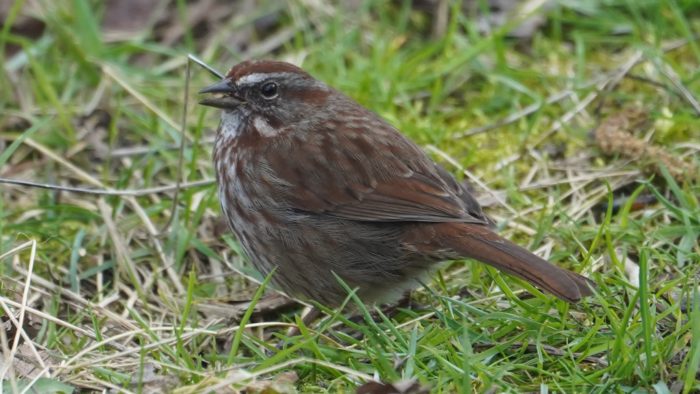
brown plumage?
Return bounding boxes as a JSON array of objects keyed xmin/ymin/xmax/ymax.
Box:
[{"xmin": 200, "ymin": 60, "xmax": 594, "ymax": 306}]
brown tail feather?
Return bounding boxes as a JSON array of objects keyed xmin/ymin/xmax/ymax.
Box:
[{"xmin": 444, "ymin": 224, "xmax": 595, "ymax": 302}]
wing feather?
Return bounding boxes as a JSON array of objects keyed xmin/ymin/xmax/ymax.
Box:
[{"xmin": 258, "ymin": 99, "xmax": 489, "ymax": 225}]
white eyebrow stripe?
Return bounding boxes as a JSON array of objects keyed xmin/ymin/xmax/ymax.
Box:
[{"xmin": 236, "ymin": 72, "xmax": 290, "ymax": 86}]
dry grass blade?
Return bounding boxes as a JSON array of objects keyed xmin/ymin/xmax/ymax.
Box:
[
  {"xmin": 455, "ymin": 88, "xmax": 584, "ymax": 138},
  {"xmin": 101, "ymin": 64, "xmax": 186, "ymax": 140},
  {"xmin": 425, "ymin": 145, "xmax": 517, "ymax": 215},
  {"xmin": 187, "ymin": 53, "xmax": 224, "ymax": 79},
  {"xmin": 160, "ymin": 54, "xmax": 194, "ymax": 234},
  {"xmin": 18, "ymin": 135, "xmax": 186, "ymax": 294},
  {"xmin": 0, "ymin": 240, "xmax": 38, "ymax": 381},
  {"xmin": 0, "ymin": 177, "xmax": 214, "ymax": 196},
  {"xmin": 0, "ymin": 297, "xmax": 97, "ymax": 340},
  {"xmin": 10, "ymin": 263, "xmax": 138, "ymax": 334},
  {"xmin": 203, "ymin": 357, "xmax": 374, "ymax": 392},
  {"xmin": 97, "ymin": 199, "xmax": 144, "ymax": 295},
  {"xmin": 656, "ymin": 58, "xmax": 700, "ymax": 116},
  {"xmin": 0, "ymin": 299, "xmax": 49, "ymax": 377},
  {"xmin": 58, "ymin": 322, "xmax": 290, "ymax": 374}
]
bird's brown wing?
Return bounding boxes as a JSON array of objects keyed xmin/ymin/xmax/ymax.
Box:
[{"xmin": 263, "ymin": 121, "xmax": 489, "ymax": 224}]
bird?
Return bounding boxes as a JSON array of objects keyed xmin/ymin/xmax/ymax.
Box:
[{"xmin": 198, "ymin": 60, "xmax": 594, "ymax": 308}]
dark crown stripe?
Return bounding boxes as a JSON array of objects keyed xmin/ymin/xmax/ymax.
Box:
[{"xmin": 226, "ymin": 60, "xmax": 310, "ymax": 81}]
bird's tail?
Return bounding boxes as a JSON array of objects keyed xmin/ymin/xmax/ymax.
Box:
[{"xmin": 443, "ymin": 223, "xmax": 594, "ymax": 302}]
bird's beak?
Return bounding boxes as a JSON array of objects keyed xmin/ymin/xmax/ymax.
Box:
[{"xmin": 198, "ymin": 79, "xmax": 244, "ymax": 109}]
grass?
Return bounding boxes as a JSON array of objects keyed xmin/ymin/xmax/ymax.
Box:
[{"xmin": 1, "ymin": 0, "xmax": 699, "ymax": 392}]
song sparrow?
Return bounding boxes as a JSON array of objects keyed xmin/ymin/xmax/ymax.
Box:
[{"xmin": 199, "ymin": 60, "xmax": 594, "ymax": 306}]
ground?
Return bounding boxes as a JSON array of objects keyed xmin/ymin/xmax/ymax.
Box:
[{"xmin": 1, "ymin": 0, "xmax": 699, "ymax": 393}]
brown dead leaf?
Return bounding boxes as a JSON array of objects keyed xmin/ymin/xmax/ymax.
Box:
[
  {"xmin": 356, "ymin": 379, "xmax": 430, "ymax": 394},
  {"xmin": 0, "ymin": 343, "xmax": 54, "ymax": 380}
]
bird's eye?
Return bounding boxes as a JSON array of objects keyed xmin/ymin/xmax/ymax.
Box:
[{"xmin": 260, "ymin": 82, "xmax": 278, "ymax": 99}]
